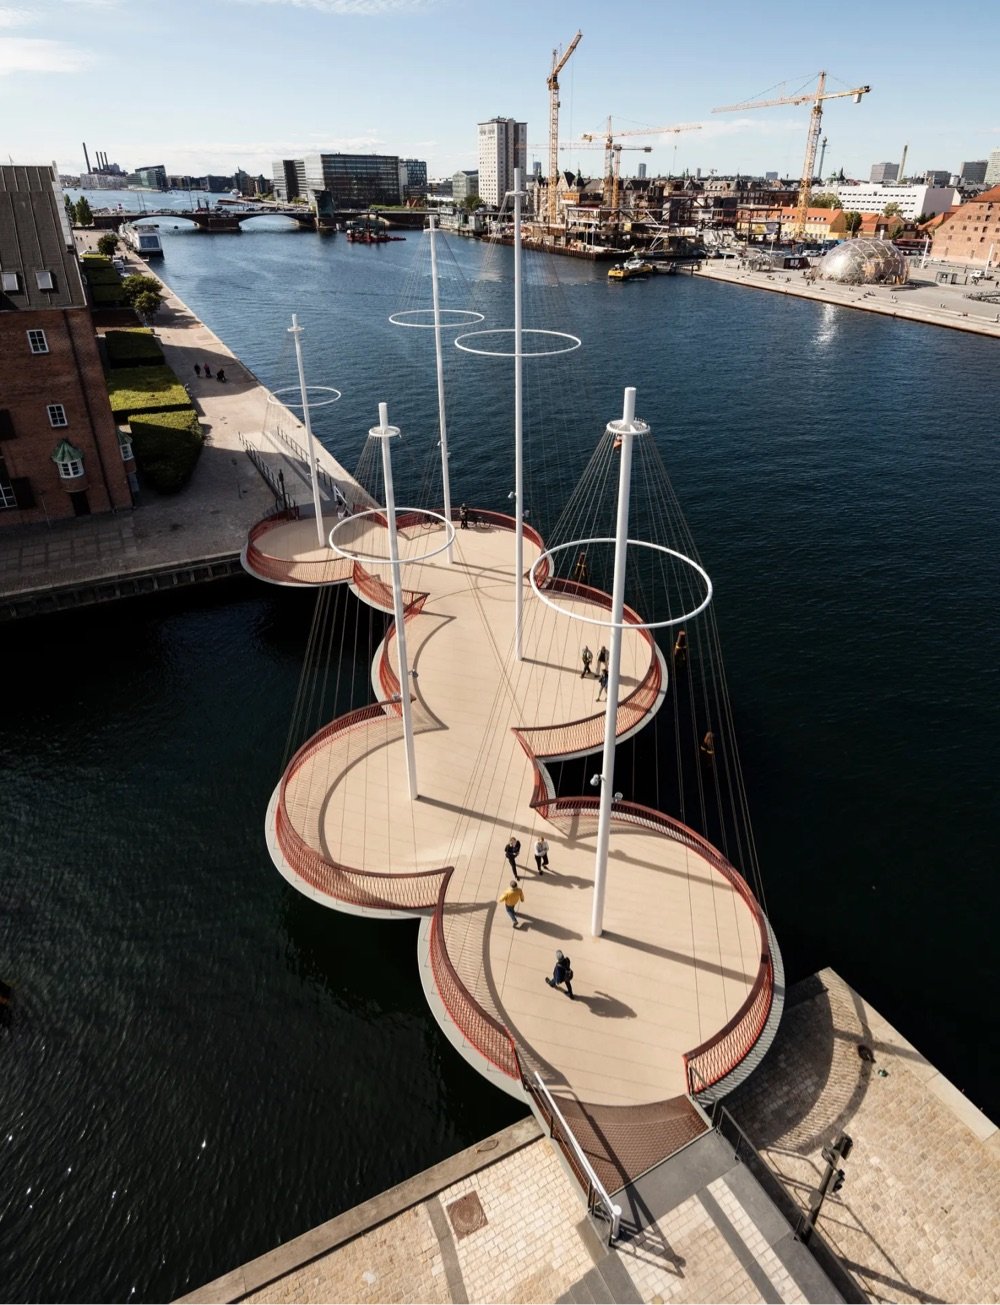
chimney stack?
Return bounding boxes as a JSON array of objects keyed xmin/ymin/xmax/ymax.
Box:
[{"xmin": 83, "ymin": 142, "xmax": 91, "ymax": 173}]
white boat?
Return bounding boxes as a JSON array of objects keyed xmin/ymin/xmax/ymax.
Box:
[{"xmin": 120, "ymin": 222, "xmax": 163, "ymax": 259}]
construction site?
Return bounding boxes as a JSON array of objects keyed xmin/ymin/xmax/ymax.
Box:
[{"xmin": 509, "ymin": 32, "xmax": 870, "ymax": 260}]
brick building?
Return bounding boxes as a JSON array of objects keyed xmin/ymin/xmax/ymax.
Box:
[
  {"xmin": 0, "ymin": 164, "xmax": 132, "ymax": 526},
  {"xmin": 929, "ymin": 185, "xmax": 1000, "ymax": 266}
]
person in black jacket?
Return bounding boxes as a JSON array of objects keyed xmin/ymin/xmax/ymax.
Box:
[
  {"xmin": 546, "ymin": 950, "xmax": 574, "ymax": 999},
  {"xmin": 504, "ymin": 836, "xmax": 521, "ymax": 880}
]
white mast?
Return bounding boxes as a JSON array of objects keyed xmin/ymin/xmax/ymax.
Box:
[
  {"xmin": 428, "ymin": 216, "xmax": 454, "ymax": 563},
  {"xmin": 288, "ymin": 313, "xmax": 325, "ymax": 548},
  {"xmin": 592, "ymin": 387, "xmax": 644, "ymax": 938},
  {"xmin": 512, "ymin": 167, "xmax": 525, "ymax": 661},
  {"xmin": 372, "ymin": 401, "xmax": 418, "ymax": 800}
]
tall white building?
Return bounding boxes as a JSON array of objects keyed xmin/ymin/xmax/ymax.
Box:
[
  {"xmin": 986, "ymin": 148, "xmax": 1000, "ymax": 186},
  {"xmin": 833, "ymin": 182, "xmax": 958, "ymax": 220},
  {"xmin": 477, "ymin": 117, "xmax": 527, "ymax": 207}
]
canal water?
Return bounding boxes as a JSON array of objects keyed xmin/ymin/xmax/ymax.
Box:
[{"xmin": 4, "ymin": 198, "xmax": 998, "ymax": 1302}]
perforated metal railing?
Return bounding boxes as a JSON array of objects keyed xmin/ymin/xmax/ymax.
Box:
[
  {"xmin": 245, "ymin": 510, "xmax": 355, "ymax": 586},
  {"xmin": 513, "ymin": 582, "xmax": 662, "ymax": 760},
  {"xmin": 522, "ymin": 794, "xmax": 772, "ymax": 1096},
  {"xmin": 276, "ymin": 704, "xmax": 443, "ymax": 912},
  {"xmin": 429, "ymin": 871, "xmax": 523, "ymax": 1080}
]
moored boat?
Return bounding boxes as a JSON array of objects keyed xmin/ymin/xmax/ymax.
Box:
[{"xmin": 120, "ymin": 222, "xmax": 163, "ymax": 259}]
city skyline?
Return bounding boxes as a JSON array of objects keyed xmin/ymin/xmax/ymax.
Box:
[{"xmin": 2, "ymin": 0, "xmax": 999, "ymax": 183}]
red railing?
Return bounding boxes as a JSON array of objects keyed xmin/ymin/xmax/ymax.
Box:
[
  {"xmin": 351, "ymin": 560, "xmax": 428, "ymax": 617},
  {"xmin": 513, "ymin": 793, "xmax": 773, "ymax": 1096},
  {"xmin": 276, "ymin": 704, "xmax": 443, "ymax": 911},
  {"xmin": 378, "ymin": 595, "xmax": 428, "ymax": 704},
  {"xmin": 429, "ymin": 870, "xmax": 523, "ymax": 1080},
  {"xmin": 245, "ymin": 510, "xmax": 354, "ymax": 586},
  {"xmin": 513, "ymin": 581, "xmax": 662, "ymax": 760}
]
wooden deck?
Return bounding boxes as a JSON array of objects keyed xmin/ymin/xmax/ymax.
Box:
[{"xmin": 267, "ymin": 518, "xmax": 766, "ymax": 1107}]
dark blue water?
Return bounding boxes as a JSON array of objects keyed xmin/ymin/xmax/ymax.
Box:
[{"xmin": 3, "ymin": 215, "xmax": 997, "ymax": 1302}]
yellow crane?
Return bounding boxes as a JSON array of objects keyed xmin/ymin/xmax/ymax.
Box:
[
  {"xmin": 546, "ymin": 29, "xmax": 583, "ymax": 226},
  {"xmin": 581, "ymin": 118, "xmax": 703, "ymax": 219},
  {"xmin": 712, "ymin": 72, "xmax": 870, "ymax": 238}
]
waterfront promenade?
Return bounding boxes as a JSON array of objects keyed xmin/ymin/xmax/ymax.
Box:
[
  {"xmin": 695, "ymin": 258, "xmax": 1000, "ymax": 336},
  {"xmin": 181, "ymin": 969, "xmax": 999, "ymax": 1305},
  {"xmin": 0, "ymin": 233, "xmax": 367, "ymax": 613}
]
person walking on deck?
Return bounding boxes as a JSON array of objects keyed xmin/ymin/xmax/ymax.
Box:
[
  {"xmin": 581, "ymin": 646, "xmax": 593, "ymax": 678},
  {"xmin": 499, "ymin": 881, "xmax": 524, "ymax": 928},
  {"xmin": 546, "ymin": 950, "xmax": 574, "ymax": 998},
  {"xmin": 596, "ymin": 667, "xmax": 609, "ymax": 701},
  {"xmin": 534, "ymin": 837, "xmax": 549, "ymax": 874},
  {"xmin": 194, "ymin": 363, "xmax": 202, "ymax": 378},
  {"xmin": 504, "ymin": 836, "xmax": 521, "ymax": 880},
  {"xmin": 597, "ymin": 646, "xmax": 608, "ymax": 674}
]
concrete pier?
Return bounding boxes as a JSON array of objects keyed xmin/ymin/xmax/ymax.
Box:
[
  {"xmin": 178, "ymin": 969, "xmax": 999, "ymax": 1305},
  {"xmin": 694, "ymin": 259, "xmax": 1000, "ymax": 338}
]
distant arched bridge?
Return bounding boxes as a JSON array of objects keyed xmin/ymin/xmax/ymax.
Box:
[{"xmin": 92, "ymin": 207, "xmax": 429, "ymax": 234}]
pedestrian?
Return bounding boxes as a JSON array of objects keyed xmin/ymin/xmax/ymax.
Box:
[
  {"xmin": 499, "ymin": 880, "xmax": 524, "ymax": 928},
  {"xmin": 596, "ymin": 667, "xmax": 608, "ymax": 700},
  {"xmin": 597, "ymin": 645, "xmax": 608, "ymax": 674},
  {"xmin": 204, "ymin": 362, "xmax": 213, "ymax": 375},
  {"xmin": 217, "ymin": 367, "xmax": 226, "ymax": 382},
  {"xmin": 504, "ymin": 835, "xmax": 521, "ymax": 880},
  {"xmin": 534, "ymin": 836, "xmax": 549, "ymax": 874},
  {"xmin": 459, "ymin": 502, "xmax": 469, "ymax": 530},
  {"xmin": 194, "ymin": 363, "xmax": 202, "ymax": 378},
  {"xmin": 701, "ymin": 729, "xmax": 715, "ymax": 762},
  {"xmin": 572, "ymin": 551, "xmax": 589, "ymax": 583},
  {"xmin": 580, "ymin": 645, "xmax": 593, "ymax": 678},
  {"xmin": 673, "ymin": 629, "xmax": 687, "ymax": 665},
  {"xmin": 545, "ymin": 950, "xmax": 574, "ymax": 999}
]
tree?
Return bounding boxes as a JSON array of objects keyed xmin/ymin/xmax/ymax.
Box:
[
  {"xmin": 74, "ymin": 196, "xmax": 94, "ymax": 227},
  {"xmin": 462, "ymin": 194, "xmax": 483, "ymax": 213},
  {"xmin": 97, "ymin": 233, "xmax": 119, "ymax": 257},
  {"xmin": 843, "ymin": 211, "xmax": 862, "ymax": 236},
  {"xmin": 64, "ymin": 194, "xmax": 75, "ymax": 224},
  {"xmin": 811, "ymin": 193, "xmax": 842, "ymax": 210},
  {"xmin": 132, "ymin": 290, "xmax": 162, "ymax": 322},
  {"xmin": 882, "ymin": 201, "xmax": 903, "ymax": 217},
  {"xmin": 120, "ymin": 274, "xmax": 163, "ymax": 314},
  {"xmin": 885, "ymin": 218, "xmax": 905, "ymax": 239}
]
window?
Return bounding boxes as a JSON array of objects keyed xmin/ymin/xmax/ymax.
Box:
[
  {"xmin": 27, "ymin": 329, "xmax": 48, "ymax": 354},
  {"xmin": 1, "ymin": 272, "xmax": 20, "ymax": 293},
  {"xmin": 57, "ymin": 458, "xmax": 83, "ymax": 480},
  {"xmin": 47, "ymin": 404, "xmax": 68, "ymax": 428},
  {"xmin": 0, "ymin": 475, "xmax": 15, "ymax": 509},
  {"xmin": 35, "ymin": 270, "xmax": 55, "ymax": 291}
]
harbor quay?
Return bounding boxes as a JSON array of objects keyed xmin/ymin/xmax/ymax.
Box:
[
  {"xmin": 694, "ymin": 258, "xmax": 1000, "ymax": 337},
  {"xmin": 0, "ymin": 232, "xmax": 371, "ymax": 620},
  {"xmin": 180, "ymin": 969, "xmax": 999, "ymax": 1305}
]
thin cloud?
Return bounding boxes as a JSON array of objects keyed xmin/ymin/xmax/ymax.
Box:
[
  {"xmin": 233, "ymin": 0, "xmax": 432, "ymax": 13},
  {"xmin": 0, "ymin": 36, "xmax": 93, "ymax": 73},
  {"xmin": 0, "ymin": 7, "xmax": 32, "ymax": 26}
]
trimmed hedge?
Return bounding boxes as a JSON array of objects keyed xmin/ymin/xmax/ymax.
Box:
[
  {"xmin": 105, "ymin": 327, "xmax": 164, "ymax": 367},
  {"xmin": 128, "ymin": 408, "xmax": 204, "ymax": 494},
  {"xmin": 106, "ymin": 365, "xmax": 189, "ymax": 418},
  {"xmin": 90, "ymin": 284, "xmax": 125, "ymax": 305}
]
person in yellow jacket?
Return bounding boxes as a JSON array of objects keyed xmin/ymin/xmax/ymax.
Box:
[{"xmin": 499, "ymin": 881, "xmax": 524, "ymax": 928}]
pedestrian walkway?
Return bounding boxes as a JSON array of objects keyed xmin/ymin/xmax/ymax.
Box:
[
  {"xmin": 180, "ymin": 1114, "xmax": 848, "ymax": 1304},
  {"xmin": 696, "ymin": 259, "xmax": 1000, "ymax": 337}
]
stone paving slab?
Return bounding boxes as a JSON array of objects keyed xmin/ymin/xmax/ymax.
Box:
[{"xmin": 729, "ymin": 967, "xmax": 1000, "ymax": 1305}]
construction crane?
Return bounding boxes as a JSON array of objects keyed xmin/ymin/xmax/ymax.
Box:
[
  {"xmin": 713, "ymin": 72, "xmax": 870, "ymax": 238},
  {"xmin": 546, "ymin": 29, "xmax": 583, "ymax": 226},
  {"xmin": 581, "ymin": 118, "xmax": 702, "ymax": 218}
]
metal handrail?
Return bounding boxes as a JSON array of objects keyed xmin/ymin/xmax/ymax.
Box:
[{"xmin": 531, "ymin": 1072, "xmax": 622, "ymax": 1242}]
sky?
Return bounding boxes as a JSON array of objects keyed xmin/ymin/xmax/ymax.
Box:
[{"xmin": 2, "ymin": 0, "xmax": 999, "ymax": 185}]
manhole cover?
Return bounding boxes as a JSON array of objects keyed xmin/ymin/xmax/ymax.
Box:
[{"xmin": 446, "ymin": 1191, "xmax": 488, "ymax": 1240}]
